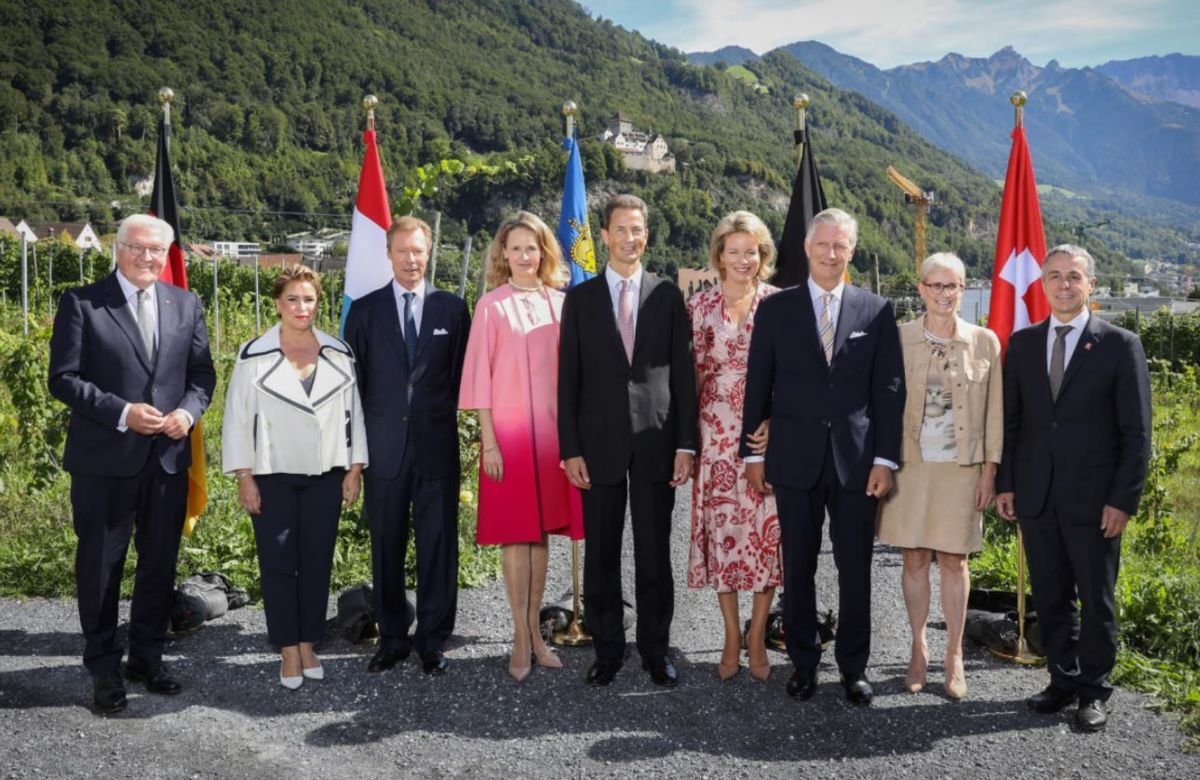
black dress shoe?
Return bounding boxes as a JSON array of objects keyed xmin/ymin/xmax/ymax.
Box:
[
  {"xmin": 1027, "ymin": 684, "xmax": 1076, "ymax": 714},
  {"xmin": 585, "ymin": 659, "xmax": 622, "ymax": 687},
  {"xmin": 786, "ymin": 667, "xmax": 817, "ymax": 699},
  {"xmin": 367, "ymin": 646, "xmax": 410, "ymax": 673},
  {"xmin": 92, "ymin": 673, "xmax": 127, "ymax": 714},
  {"xmin": 841, "ymin": 672, "xmax": 873, "ymax": 705},
  {"xmin": 1077, "ymin": 699, "xmax": 1108, "ymax": 732},
  {"xmin": 641, "ymin": 656, "xmax": 679, "ymax": 687},
  {"xmin": 420, "ymin": 650, "xmax": 448, "ymax": 676},
  {"xmin": 124, "ymin": 657, "xmax": 182, "ymax": 695}
]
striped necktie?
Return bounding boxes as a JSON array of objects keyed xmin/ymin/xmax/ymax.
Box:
[{"xmin": 819, "ymin": 292, "xmax": 835, "ymax": 364}]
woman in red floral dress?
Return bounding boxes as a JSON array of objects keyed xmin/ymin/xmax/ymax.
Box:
[{"xmin": 687, "ymin": 211, "xmax": 780, "ymax": 682}]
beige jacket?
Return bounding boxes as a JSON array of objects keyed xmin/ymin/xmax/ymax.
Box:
[
  {"xmin": 898, "ymin": 317, "xmax": 1003, "ymax": 466},
  {"xmin": 222, "ymin": 325, "xmax": 368, "ymax": 476}
]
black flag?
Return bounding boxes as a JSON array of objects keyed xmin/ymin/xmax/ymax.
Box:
[{"xmin": 773, "ymin": 127, "xmax": 827, "ymax": 288}]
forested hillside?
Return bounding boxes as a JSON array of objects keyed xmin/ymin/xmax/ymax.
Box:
[{"xmin": 0, "ymin": 0, "xmax": 1125, "ymax": 274}]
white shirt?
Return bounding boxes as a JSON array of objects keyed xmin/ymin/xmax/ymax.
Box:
[
  {"xmin": 392, "ymin": 278, "xmax": 427, "ymax": 337},
  {"xmin": 114, "ymin": 272, "xmax": 192, "ymax": 432},
  {"xmin": 1045, "ymin": 308, "xmax": 1090, "ymax": 374},
  {"xmin": 807, "ymin": 277, "xmax": 844, "ymax": 341},
  {"xmin": 605, "ymin": 263, "xmax": 644, "ymax": 330}
]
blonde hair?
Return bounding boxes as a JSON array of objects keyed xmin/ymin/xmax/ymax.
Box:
[
  {"xmin": 272, "ymin": 263, "xmax": 322, "ymax": 300},
  {"xmin": 386, "ymin": 215, "xmax": 433, "ymax": 250},
  {"xmin": 918, "ymin": 252, "xmax": 966, "ymax": 284},
  {"xmin": 484, "ymin": 211, "xmax": 567, "ymax": 289},
  {"xmin": 708, "ymin": 211, "xmax": 776, "ymax": 281}
]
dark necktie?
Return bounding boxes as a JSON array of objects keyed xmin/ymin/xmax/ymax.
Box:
[
  {"xmin": 136, "ymin": 289, "xmax": 156, "ymax": 363},
  {"xmin": 402, "ymin": 291, "xmax": 417, "ymax": 366},
  {"xmin": 1050, "ymin": 325, "xmax": 1072, "ymax": 401}
]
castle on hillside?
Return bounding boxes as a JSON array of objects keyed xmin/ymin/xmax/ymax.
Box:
[{"xmin": 598, "ymin": 113, "xmax": 676, "ymax": 174}]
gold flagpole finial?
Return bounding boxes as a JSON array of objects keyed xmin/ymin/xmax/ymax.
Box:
[
  {"xmin": 793, "ymin": 93, "xmax": 810, "ymax": 131},
  {"xmin": 158, "ymin": 87, "xmax": 174, "ymax": 126},
  {"xmin": 562, "ymin": 100, "xmax": 578, "ymax": 140},
  {"xmin": 1010, "ymin": 90, "xmax": 1027, "ymax": 129},
  {"xmin": 363, "ymin": 94, "xmax": 379, "ymax": 132}
]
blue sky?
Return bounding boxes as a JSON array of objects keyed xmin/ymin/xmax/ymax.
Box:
[{"xmin": 583, "ymin": 0, "xmax": 1199, "ymax": 68}]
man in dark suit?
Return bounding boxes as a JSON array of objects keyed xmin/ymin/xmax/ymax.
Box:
[
  {"xmin": 345, "ymin": 215, "xmax": 470, "ymax": 676},
  {"xmin": 559, "ymin": 194, "xmax": 697, "ymax": 687},
  {"xmin": 997, "ymin": 244, "xmax": 1151, "ymax": 732},
  {"xmin": 48, "ymin": 214, "xmax": 216, "ymax": 713},
  {"xmin": 741, "ymin": 208, "xmax": 904, "ymax": 705}
]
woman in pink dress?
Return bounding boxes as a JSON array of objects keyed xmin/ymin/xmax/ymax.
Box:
[
  {"xmin": 688, "ymin": 211, "xmax": 780, "ymax": 682},
  {"xmin": 459, "ymin": 211, "xmax": 584, "ymax": 682}
]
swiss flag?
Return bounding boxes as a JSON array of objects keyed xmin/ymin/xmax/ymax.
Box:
[{"xmin": 989, "ymin": 126, "xmax": 1050, "ymax": 357}]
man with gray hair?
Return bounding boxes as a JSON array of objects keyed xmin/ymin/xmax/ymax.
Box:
[
  {"xmin": 997, "ymin": 244, "xmax": 1151, "ymax": 732},
  {"xmin": 740, "ymin": 207, "xmax": 905, "ymax": 705},
  {"xmin": 49, "ymin": 213, "xmax": 216, "ymax": 713}
]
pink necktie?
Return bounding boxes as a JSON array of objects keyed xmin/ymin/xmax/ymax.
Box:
[{"xmin": 617, "ymin": 279, "xmax": 634, "ymax": 363}]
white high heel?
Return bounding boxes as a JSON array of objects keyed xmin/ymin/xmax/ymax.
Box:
[
  {"xmin": 279, "ymin": 674, "xmax": 304, "ymax": 690},
  {"xmin": 302, "ymin": 664, "xmax": 325, "ymax": 681}
]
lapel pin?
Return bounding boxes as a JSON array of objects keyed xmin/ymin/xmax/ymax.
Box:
[{"xmin": 1084, "ymin": 342, "xmax": 1093, "ymax": 351}]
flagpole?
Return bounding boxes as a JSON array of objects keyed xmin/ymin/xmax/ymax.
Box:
[
  {"xmin": 990, "ymin": 88, "xmax": 1041, "ymax": 666},
  {"xmin": 553, "ymin": 98, "xmax": 592, "ymax": 648},
  {"xmin": 793, "ymin": 93, "xmax": 809, "ymax": 169}
]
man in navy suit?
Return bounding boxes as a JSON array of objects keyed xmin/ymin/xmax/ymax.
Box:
[
  {"xmin": 345, "ymin": 215, "xmax": 470, "ymax": 676},
  {"xmin": 48, "ymin": 214, "xmax": 216, "ymax": 713},
  {"xmin": 997, "ymin": 245, "xmax": 1151, "ymax": 732},
  {"xmin": 741, "ymin": 208, "xmax": 905, "ymax": 705}
]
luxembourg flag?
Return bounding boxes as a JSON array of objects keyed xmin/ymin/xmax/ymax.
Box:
[{"xmin": 341, "ymin": 127, "xmax": 393, "ymax": 332}]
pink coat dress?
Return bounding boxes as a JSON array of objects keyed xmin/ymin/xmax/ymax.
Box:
[
  {"xmin": 687, "ymin": 283, "xmax": 782, "ymax": 592},
  {"xmin": 459, "ymin": 284, "xmax": 584, "ymax": 545}
]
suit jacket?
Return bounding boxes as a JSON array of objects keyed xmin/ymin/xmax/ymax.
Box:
[
  {"xmin": 996, "ymin": 315, "xmax": 1151, "ymax": 521},
  {"xmin": 557, "ymin": 269, "xmax": 697, "ymax": 485},
  {"xmin": 48, "ymin": 272, "xmax": 216, "ymax": 477},
  {"xmin": 739, "ymin": 284, "xmax": 905, "ymax": 491},
  {"xmin": 897, "ymin": 317, "xmax": 1003, "ymax": 467},
  {"xmin": 344, "ymin": 281, "xmax": 470, "ymax": 481},
  {"xmin": 221, "ymin": 324, "xmax": 369, "ymax": 477}
]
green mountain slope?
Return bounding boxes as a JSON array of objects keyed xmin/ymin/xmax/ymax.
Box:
[{"xmin": 0, "ymin": 0, "xmax": 1123, "ymax": 275}]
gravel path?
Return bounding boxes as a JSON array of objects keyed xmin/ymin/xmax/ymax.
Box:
[{"xmin": 2, "ymin": 494, "xmax": 1198, "ymax": 779}]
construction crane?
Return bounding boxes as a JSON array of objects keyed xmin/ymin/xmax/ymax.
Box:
[{"xmin": 886, "ymin": 165, "xmax": 935, "ymax": 273}]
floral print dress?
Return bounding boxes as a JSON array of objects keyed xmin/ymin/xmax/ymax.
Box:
[{"xmin": 686, "ymin": 283, "xmax": 782, "ymax": 592}]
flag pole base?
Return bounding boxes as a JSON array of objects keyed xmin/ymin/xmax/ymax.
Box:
[{"xmin": 988, "ymin": 637, "xmax": 1043, "ymax": 665}]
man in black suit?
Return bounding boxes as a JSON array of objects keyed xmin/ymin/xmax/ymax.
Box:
[
  {"xmin": 741, "ymin": 208, "xmax": 904, "ymax": 705},
  {"xmin": 997, "ymin": 244, "xmax": 1151, "ymax": 732},
  {"xmin": 48, "ymin": 214, "xmax": 216, "ymax": 713},
  {"xmin": 559, "ymin": 194, "xmax": 697, "ymax": 687},
  {"xmin": 345, "ymin": 215, "xmax": 470, "ymax": 676}
]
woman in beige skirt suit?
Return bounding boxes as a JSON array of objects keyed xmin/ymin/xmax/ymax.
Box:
[{"xmin": 878, "ymin": 252, "xmax": 1002, "ymax": 700}]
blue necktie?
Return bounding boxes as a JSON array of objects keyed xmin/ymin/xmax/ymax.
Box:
[{"xmin": 402, "ymin": 292, "xmax": 417, "ymax": 365}]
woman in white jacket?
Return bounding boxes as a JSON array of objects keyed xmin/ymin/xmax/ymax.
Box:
[{"xmin": 222, "ymin": 265, "xmax": 368, "ymax": 689}]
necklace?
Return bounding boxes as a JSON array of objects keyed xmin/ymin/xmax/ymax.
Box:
[{"xmin": 508, "ymin": 279, "xmax": 543, "ymax": 292}]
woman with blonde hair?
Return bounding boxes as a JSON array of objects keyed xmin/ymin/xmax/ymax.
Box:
[
  {"xmin": 878, "ymin": 252, "xmax": 1002, "ymax": 700},
  {"xmin": 223, "ymin": 264, "xmax": 368, "ymax": 689},
  {"xmin": 459, "ymin": 211, "xmax": 583, "ymax": 681},
  {"xmin": 687, "ymin": 210, "xmax": 778, "ymax": 681}
]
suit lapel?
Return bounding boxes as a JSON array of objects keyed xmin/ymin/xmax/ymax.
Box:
[
  {"xmin": 1028, "ymin": 319, "xmax": 1056, "ymax": 406},
  {"xmin": 631, "ymin": 272, "xmax": 657, "ymax": 364},
  {"xmin": 103, "ymin": 274, "xmax": 153, "ymax": 372},
  {"xmin": 415, "ymin": 290, "xmax": 443, "ymax": 364},
  {"xmin": 152, "ymin": 282, "xmax": 183, "ymax": 374},
  {"xmin": 794, "ymin": 287, "xmax": 825, "ymax": 365},
  {"xmin": 832, "ymin": 285, "xmax": 862, "ymax": 362},
  {"xmin": 379, "ymin": 284, "xmax": 409, "ymax": 371},
  {"xmin": 1056, "ymin": 314, "xmax": 1102, "ymax": 403}
]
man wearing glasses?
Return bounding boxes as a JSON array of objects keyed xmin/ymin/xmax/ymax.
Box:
[{"xmin": 48, "ymin": 214, "xmax": 216, "ymax": 713}]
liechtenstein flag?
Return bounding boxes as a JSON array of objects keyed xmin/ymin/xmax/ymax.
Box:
[
  {"xmin": 341, "ymin": 127, "xmax": 393, "ymax": 332},
  {"xmin": 556, "ymin": 132, "xmax": 597, "ymax": 288}
]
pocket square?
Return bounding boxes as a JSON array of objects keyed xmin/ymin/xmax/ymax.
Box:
[
  {"xmin": 433, "ymin": 328, "xmax": 449, "ymax": 336},
  {"xmin": 849, "ymin": 330, "xmax": 868, "ymax": 339}
]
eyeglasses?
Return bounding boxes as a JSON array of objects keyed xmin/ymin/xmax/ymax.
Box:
[
  {"xmin": 120, "ymin": 242, "xmax": 168, "ymax": 259},
  {"xmin": 922, "ymin": 282, "xmax": 962, "ymax": 294}
]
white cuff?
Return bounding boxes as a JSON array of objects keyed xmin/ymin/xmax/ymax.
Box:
[
  {"xmin": 744, "ymin": 455, "xmax": 765, "ymax": 464},
  {"xmin": 873, "ymin": 457, "xmax": 898, "ymax": 470},
  {"xmin": 117, "ymin": 403, "xmax": 131, "ymax": 432}
]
